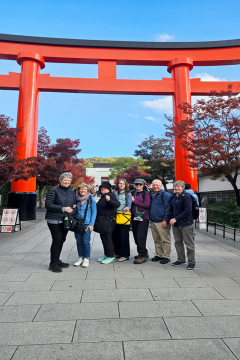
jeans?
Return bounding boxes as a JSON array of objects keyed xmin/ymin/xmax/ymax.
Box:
[{"xmin": 74, "ymin": 225, "xmax": 91, "ymax": 259}]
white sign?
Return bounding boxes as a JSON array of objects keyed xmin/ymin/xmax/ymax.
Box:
[
  {"xmin": 1, "ymin": 209, "xmax": 18, "ymax": 226},
  {"xmin": 198, "ymin": 207, "xmax": 207, "ymax": 230}
]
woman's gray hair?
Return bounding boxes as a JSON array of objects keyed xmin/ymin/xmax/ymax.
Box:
[
  {"xmin": 59, "ymin": 172, "xmax": 73, "ymax": 181},
  {"xmin": 173, "ymin": 180, "xmax": 185, "ymax": 188},
  {"xmin": 76, "ymin": 183, "xmax": 90, "ymax": 193}
]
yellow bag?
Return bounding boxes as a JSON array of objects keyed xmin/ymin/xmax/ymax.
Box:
[{"xmin": 116, "ymin": 211, "xmax": 131, "ymax": 225}]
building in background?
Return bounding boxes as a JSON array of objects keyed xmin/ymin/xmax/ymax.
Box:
[
  {"xmin": 85, "ymin": 163, "xmax": 114, "ymax": 186},
  {"xmin": 198, "ymin": 174, "xmax": 240, "ymax": 203}
]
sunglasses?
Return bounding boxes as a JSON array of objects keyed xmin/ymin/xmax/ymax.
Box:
[{"xmin": 135, "ymin": 183, "xmax": 143, "ymax": 186}]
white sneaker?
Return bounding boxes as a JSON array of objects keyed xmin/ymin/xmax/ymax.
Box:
[
  {"xmin": 74, "ymin": 258, "xmax": 83, "ymax": 266},
  {"xmin": 82, "ymin": 258, "xmax": 90, "ymax": 268}
]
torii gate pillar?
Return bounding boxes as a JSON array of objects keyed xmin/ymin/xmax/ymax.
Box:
[
  {"xmin": 8, "ymin": 52, "xmax": 45, "ymax": 220},
  {"xmin": 168, "ymin": 57, "xmax": 198, "ymax": 191}
]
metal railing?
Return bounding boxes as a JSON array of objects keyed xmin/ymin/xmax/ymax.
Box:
[{"xmin": 195, "ymin": 208, "xmax": 240, "ymax": 241}]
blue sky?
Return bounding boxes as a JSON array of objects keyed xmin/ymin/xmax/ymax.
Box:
[{"xmin": 1, "ymin": 0, "xmax": 240, "ymax": 158}]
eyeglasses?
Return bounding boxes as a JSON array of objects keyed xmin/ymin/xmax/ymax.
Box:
[{"xmin": 135, "ymin": 183, "xmax": 143, "ymax": 186}]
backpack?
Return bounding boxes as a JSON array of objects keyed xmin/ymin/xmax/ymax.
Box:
[
  {"xmin": 131, "ymin": 188, "xmax": 149, "ymax": 200},
  {"xmin": 180, "ymin": 193, "xmax": 199, "ymax": 220}
]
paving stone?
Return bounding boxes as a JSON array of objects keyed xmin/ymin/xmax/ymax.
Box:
[
  {"xmin": 214, "ymin": 286, "xmax": 240, "ymax": 299},
  {"xmin": 26, "ymin": 271, "xmax": 87, "ymax": 282},
  {"xmin": 0, "ymin": 346, "xmax": 17, "ymax": 360},
  {"xmin": 34, "ymin": 302, "xmax": 119, "ymax": 321},
  {"xmin": 86, "ymin": 270, "xmax": 143, "ymax": 279},
  {"xmin": 81, "ymin": 289, "xmax": 153, "ymax": 302},
  {"xmin": 5, "ymin": 290, "xmax": 82, "ymax": 305},
  {"xmin": 222, "ymin": 338, "xmax": 240, "ymax": 359},
  {"xmin": 52, "ymin": 279, "xmax": 116, "ymax": 290},
  {"xmin": 193, "ymin": 299, "xmax": 240, "ymax": 315},
  {"xmin": 0, "ymin": 281, "xmax": 54, "ymax": 292},
  {"xmin": 150, "ymin": 287, "xmax": 224, "ymax": 301},
  {"xmin": 164, "ymin": 316, "xmax": 240, "ymax": 339},
  {"xmin": 123, "ymin": 339, "xmax": 237, "ymax": 360},
  {"xmin": 73, "ymin": 318, "xmax": 170, "ymax": 342},
  {"xmin": 0, "ymin": 273, "xmax": 31, "ymax": 282},
  {"xmin": 116, "ymin": 278, "xmax": 180, "ymax": 289},
  {"xmin": 141, "ymin": 269, "xmax": 200, "ymax": 278},
  {"xmin": 119, "ymin": 300, "xmax": 202, "ymax": 318},
  {"xmin": 0, "ymin": 293, "xmax": 13, "ymax": 305},
  {"xmin": 12, "ymin": 342, "xmax": 124, "ymax": 360},
  {"xmin": 0, "ymin": 321, "xmax": 75, "ymax": 345},
  {"xmin": 0, "ymin": 305, "xmax": 40, "ymax": 322},
  {"xmin": 0, "ymin": 267, "xmax": 12, "ymax": 273},
  {"xmin": 6, "ymin": 265, "xmax": 48, "ymax": 273},
  {"xmin": 175, "ymin": 277, "xmax": 240, "ymax": 288}
]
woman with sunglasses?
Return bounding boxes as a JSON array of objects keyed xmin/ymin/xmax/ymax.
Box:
[{"xmin": 131, "ymin": 179, "xmax": 151, "ymax": 264}]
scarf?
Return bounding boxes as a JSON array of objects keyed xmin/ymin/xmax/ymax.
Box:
[{"xmin": 76, "ymin": 193, "xmax": 89, "ymax": 207}]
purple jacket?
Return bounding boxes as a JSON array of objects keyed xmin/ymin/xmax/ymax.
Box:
[{"xmin": 131, "ymin": 191, "xmax": 151, "ymax": 219}]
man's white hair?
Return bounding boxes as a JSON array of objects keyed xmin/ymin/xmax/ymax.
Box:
[{"xmin": 152, "ymin": 179, "xmax": 162, "ymax": 185}]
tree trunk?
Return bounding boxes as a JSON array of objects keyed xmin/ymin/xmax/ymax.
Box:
[
  {"xmin": 39, "ymin": 186, "xmax": 44, "ymax": 209},
  {"xmin": 226, "ymin": 175, "xmax": 240, "ymax": 206}
]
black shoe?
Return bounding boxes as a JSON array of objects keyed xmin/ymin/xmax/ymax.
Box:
[
  {"xmin": 187, "ymin": 263, "xmax": 195, "ymax": 270},
  {"xmin": 151, "ymin": 256, "xmax": 162, "ymax": 262},
  {"xmin": 172, "ymin": 260, "xmax": 185, "ymax": 266},
  {"xmin": 49, "ymin": 263, "xmax": 62, "ymax": 272},
  {"xmin": 160, "ymin": 258, "xmax": 170, "ymax": 264},
  {"xmin": 59, "ymin": 260, "xmax": 69, "ymax": 268}
]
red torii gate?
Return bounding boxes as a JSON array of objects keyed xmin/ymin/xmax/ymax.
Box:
[{"xmin": 1, "ymin": 34, "xmax": 240, "ymax": 220}]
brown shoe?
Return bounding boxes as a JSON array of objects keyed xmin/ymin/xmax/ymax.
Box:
[{"xmin": 133, "ymin": 256, "xmax": 147, "ymax": 264}]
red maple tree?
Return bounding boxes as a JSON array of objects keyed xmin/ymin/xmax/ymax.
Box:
[
  {"xmin": 115, "ymin": 164, "xmax": 149, "ymax": 185},
  {"xmin": 166, "ymin": 89, "xmax": 240, "ymax": 205},
  {"xmin": 0, "ymin": 115, "xmax": 22, "ymax": 187},
  {"xmin": 15, "ymin": 127, "xmax": 94, "ymax": 207}
]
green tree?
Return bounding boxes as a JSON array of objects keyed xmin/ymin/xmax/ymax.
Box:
[
  {"xmin": 134, "ymin": 135, "xmax": 175, "ymax": 190},
  {"xmin": 109, "ymin": 157, "xmax": 145, "ymax": 180}
]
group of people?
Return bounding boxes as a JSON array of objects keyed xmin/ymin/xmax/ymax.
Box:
[{"xmin": 45, "ymin": 172, "xmax": 196, "ymax": 272}]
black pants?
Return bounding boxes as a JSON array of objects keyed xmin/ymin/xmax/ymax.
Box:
[
  {"xmin": 48, "ymin": 223, "xmax": 68, "ymax": 265},
  {"xmin": 112, "ymin": 224, "xmax": 130, "ymax": 258},
  {"xmin": 132, "ymin": 219, "xmax": 149, "ymax": 257},
  {"xmin": 100, "ymin": 229, "xmax": 115, "ymax": 257}
]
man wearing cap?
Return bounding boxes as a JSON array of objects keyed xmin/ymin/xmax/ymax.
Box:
[{"xmin": 150, "ymin": 179, "xmax": 172, "ymax": 264}]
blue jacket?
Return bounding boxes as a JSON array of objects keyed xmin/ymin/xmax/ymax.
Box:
[
  {"xmin": 150, "ymin": 190, "xmax": 172, "ymax": 223},
  {"xmin": 75, "ymin": 197, "xmax": 97, "ymax": 226},
  {"xmin": 171, "ymin": 191, "xmax": 193, "ymax": 227}
]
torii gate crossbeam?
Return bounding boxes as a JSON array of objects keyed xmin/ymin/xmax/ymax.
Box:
[{"xmin": 1, "ymin": 34, "xmax": 240, "ymax": 220}]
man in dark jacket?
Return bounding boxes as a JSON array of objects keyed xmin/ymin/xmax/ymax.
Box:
[
  {"xmin": 169, "ymin": 180, "xmax": 195, "ymax": 270},
  {"xmin": 150, "ymin": 179, "xmax": 172, "ymax": 264},
  {"xmin": 45, "ymin": 172, "xmax": 75, "ymax": 272}
]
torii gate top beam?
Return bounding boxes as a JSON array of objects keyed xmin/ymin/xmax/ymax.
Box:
[{"xmin": 1, "ymin": 34, "xmax": 240, "ymax": 66}]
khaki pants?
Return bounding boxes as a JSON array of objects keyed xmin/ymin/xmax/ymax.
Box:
[
  {"xmin": 151, "ymin": 222, "xmax": 171, "ymax": 259},
  {"xmin": 172, "ymin": 225, "xmax": 195, "ymax": 264}
]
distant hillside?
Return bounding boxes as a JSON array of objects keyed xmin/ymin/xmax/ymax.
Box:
[{"xmin": 84, "ymin": 157, "xmax": 118, "ymax": 168}]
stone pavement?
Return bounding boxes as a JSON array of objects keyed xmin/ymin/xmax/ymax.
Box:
[{"xmin": 1, "ymin": 213, "xmax": 240, "ymax": 359}]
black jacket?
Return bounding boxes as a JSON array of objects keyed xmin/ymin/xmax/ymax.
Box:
[
  {"xmin": 96, "ymin": 192, "xmax": 120, "ymax": 218},
  {"xmin": 45, "ymin": 185, "xmax": 75, "ymax": 221}
]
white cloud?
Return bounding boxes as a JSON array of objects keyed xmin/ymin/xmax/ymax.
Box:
[
  {"xmin": 145, "ymin": 116, "xmax": 161, "ymax": 123},
  {"xmin": 143, "ymin": 96, "xmax": 173, "ymax": 114},
  {"xmin": 192, "ymin": 72, "xmax": 227, "ymax": 82},
  {"xmin": 128, "ymin": 113, "xmax": 139, "ymax": 118},
  {"xmin": 155, "ymin": 33, "xmax": 175, "ymax": 42}
]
